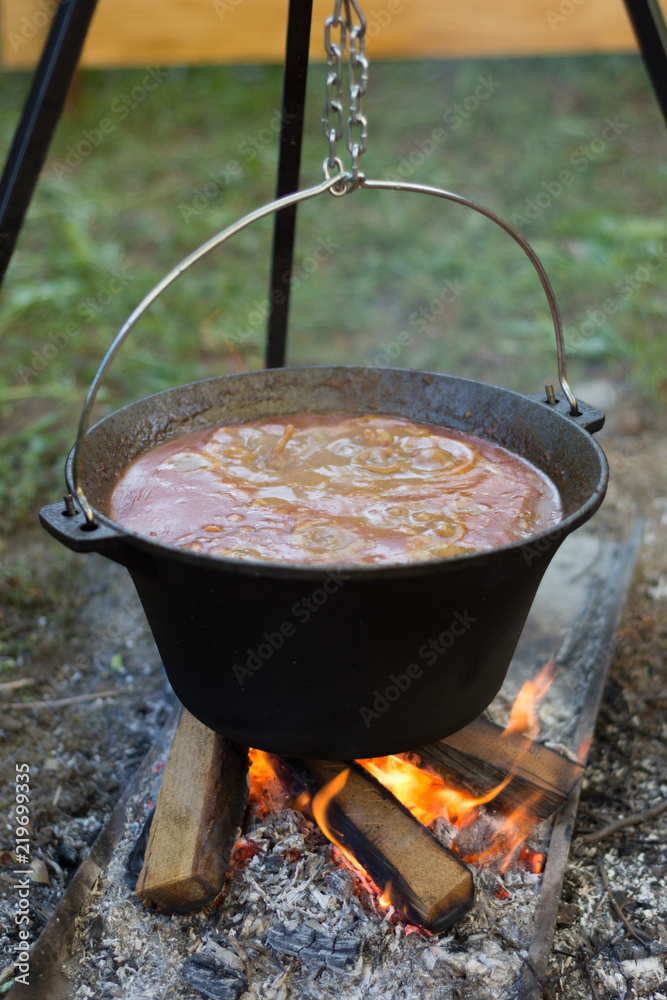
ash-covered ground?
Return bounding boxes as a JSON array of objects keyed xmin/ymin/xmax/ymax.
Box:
[{"xmin": 57, "ymin": 775, "xmax": 553, "ymax": 1000}]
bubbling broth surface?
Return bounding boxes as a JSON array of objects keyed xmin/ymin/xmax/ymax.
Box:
[{"xmin": 108, "ymin": 413, "xmax": 562, "ymax": 566}]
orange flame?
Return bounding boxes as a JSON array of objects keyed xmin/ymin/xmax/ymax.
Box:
[
  {"xmin": 248, "ymin": 747, "xmax": 275, "ymax": 786},
  {"xmin": 247, "ymin": 748, "xmax": 289, "ymax": 815},
  {"xmin": 357, "ymin": 754, "xmax": 543, "ymax": 873},
  {"xmin": 311, "ymin": 768, "xmax": 350, "ymax": 855},
  {"xmin": 502, "ymin": 657, "xmax": 556, "ymax": 739},
  {"xmin": 358, "ymin": 753, "xmax": 514, "ymax": 827},
  {"xmin": 379, "ymin": 880, "xmax": 393, "ymax": 908}
]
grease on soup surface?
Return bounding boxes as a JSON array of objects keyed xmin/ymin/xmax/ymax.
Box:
[{"xmin": 108, "ymin": 413, "xmax": 562, "ymax": 566}]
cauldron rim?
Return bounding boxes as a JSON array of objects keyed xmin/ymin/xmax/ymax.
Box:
[{"xmin": 63, "ymin": 364, "xmax": 608, "ymax": 581}]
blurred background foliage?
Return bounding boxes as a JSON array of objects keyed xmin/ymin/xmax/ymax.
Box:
[{"xmin": 0, "ymin": 54, "xmax": 666, "ymax": 534}]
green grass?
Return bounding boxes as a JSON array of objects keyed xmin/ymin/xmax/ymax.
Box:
[{"xmin": 1, "ymin": 55, "xmax": 666, "ymax": 534}]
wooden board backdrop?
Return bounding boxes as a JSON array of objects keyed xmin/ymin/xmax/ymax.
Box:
[{"xmin": 1, "ymin": 0, "xmax": 660, "ymax": 71}]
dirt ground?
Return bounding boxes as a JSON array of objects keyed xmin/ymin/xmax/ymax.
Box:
[{"xmin": 1, "ymin": 380, "xmax": 666, "ymax": 999}]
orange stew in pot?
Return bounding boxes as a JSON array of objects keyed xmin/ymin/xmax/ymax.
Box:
[{"xmin": 108, "ymin": 413, "xmax": 562, "ymax": 566}]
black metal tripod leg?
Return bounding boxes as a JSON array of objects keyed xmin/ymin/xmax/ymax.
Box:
[
  {"xmin": 0, "ymin": 0, "xmax": 99, "ymax": 289},
  {"xmin": 622, "ymin": 0, "xmax": 667, "ymax": 125},
  {"xmin": 265, "ymin": 0, "xmax": 315, "ymax": 370}
]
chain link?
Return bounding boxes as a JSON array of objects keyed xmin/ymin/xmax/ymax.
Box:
[{"xmin": 322, "ymin": 0, "xmax": 367, "ymax": 184}]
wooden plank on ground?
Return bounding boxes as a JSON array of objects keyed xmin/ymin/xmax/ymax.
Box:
[{"xmin": 135, "ymin": 708, "xmax": 249, "ymax": 913}]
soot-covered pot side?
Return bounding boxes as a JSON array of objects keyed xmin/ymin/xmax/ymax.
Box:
[{"xmin": 41, "ymin": 366, "xmax": 608, "ymax": 758}]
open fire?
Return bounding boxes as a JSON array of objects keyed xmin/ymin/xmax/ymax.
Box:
[{"xmin": 242, "ymin": 660, "xmax": 570, "ymax": 932}]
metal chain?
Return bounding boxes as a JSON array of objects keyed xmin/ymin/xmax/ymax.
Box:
[{"xmin": 322, "ymin": 0, "xmax": 367, "ymax": 187}]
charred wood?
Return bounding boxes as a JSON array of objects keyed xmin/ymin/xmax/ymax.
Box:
[
  {"xmin": 182, "ymin": 953, "xmax": 248, "ymax": 1000},
  {"xmin": 266, "ymin": 922, "xmax": 360, "ymax": 971},
  {"xmin": 417, "ymin": 717, "xmax": 584, "ymax": 820}
]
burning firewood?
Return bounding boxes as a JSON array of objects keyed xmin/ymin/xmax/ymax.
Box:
[
  {"xmin": 136, "ymin": 709, "xmax": 249, "ymax": 913},
  {"xmin": 417, "ymin": 716, "xmax": 583, "ymax": 820},
  {"xmin": 271, "ymin": 755, "xmax": 474, "ymax": 933}
]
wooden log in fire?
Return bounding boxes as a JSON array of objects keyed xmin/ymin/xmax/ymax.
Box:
[
  {"xmin": 136, "ymin": 709, "xmax": 249, "ymax": 913},
  {"xmin": 273, "ymin": 756, "xmax": 474, "ymax": 933},
  {"xmin": 417, "ymin": 717, "xmax": 584, "ymax": 820}
]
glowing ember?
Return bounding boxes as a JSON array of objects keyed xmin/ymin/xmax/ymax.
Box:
[
  {"xmin": 247, "ymin": 748, "xmax": 288, "ymax": 816},
  {"xmin": 517, "ymin": 844, "xmax": 545, "ymax": 875},
  {"xmin": 378, "ymin": 881, "xmax": 393, "ymax": 908},
  {"xmin": 458, "ymin": 797, "xmax": 544, "ymax": 873},
  {"xmin": 232, "ymin": 837, "xmax": 263, "ymax": 869}
]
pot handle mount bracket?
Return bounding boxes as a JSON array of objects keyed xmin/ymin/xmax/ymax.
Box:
[
  {"xmin": 39, "ymin": 498, "xmax": 156, "ymax": 574},
  {"xmin": 525, "ymin": 391, "xmax": 604, "ymax": 433},
  {"xmin": 40, "ymin": 499, "xmax": 123, "ymax": 552},
  {"xmin": 69, "ymin": 170, "xmax": 584, "ymax": 528}
]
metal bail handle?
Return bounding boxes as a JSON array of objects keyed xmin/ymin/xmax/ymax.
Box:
[
  {"xmin": 72, "ymin": 172, "xmax": 578, "ymax": 526},
  {"xmin": 362, "ymin": 177, "xmax": 578, "ymax": 415}
]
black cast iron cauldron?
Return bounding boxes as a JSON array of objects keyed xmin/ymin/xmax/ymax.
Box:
[{"xmin": 40, "ymin": 177, "xmax": 608, "ymax": 758}]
